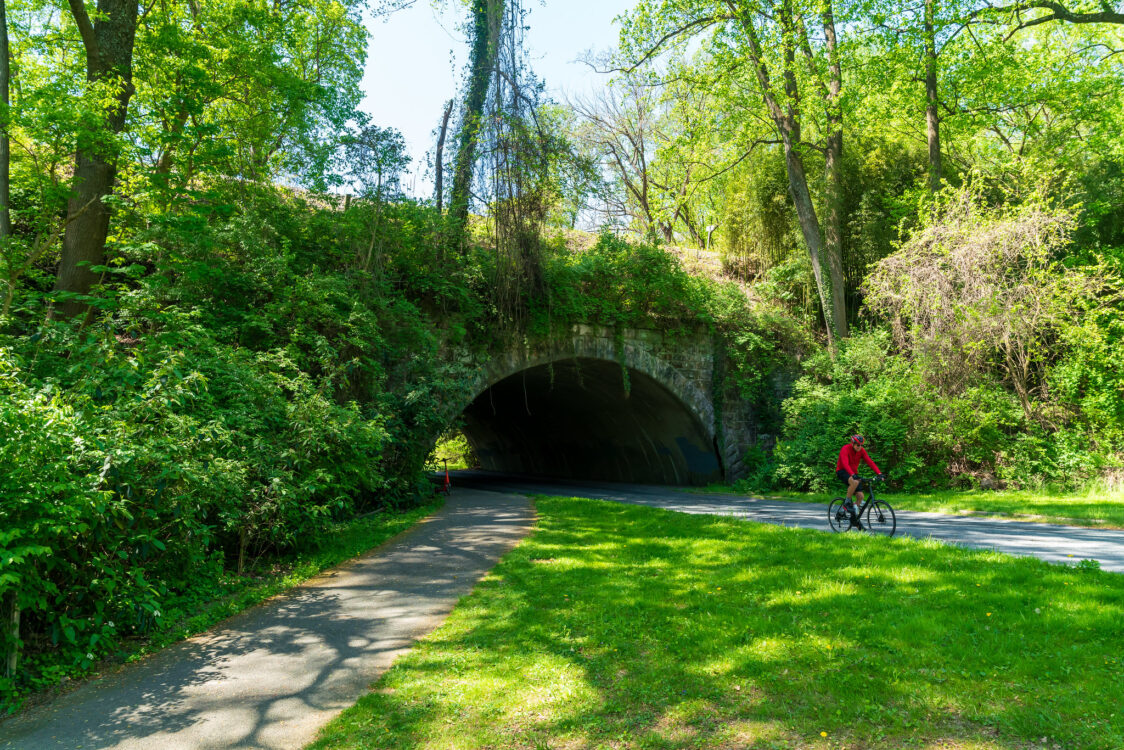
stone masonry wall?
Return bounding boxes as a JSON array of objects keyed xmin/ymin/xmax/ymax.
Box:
[{"xmin": 450, "ymin": 324, "xmax": 763, "ymax": 482}]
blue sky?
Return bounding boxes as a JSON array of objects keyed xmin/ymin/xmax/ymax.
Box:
[{"xmin": 359, "ymin": 0, "xmax": 636, "ymax": 195}]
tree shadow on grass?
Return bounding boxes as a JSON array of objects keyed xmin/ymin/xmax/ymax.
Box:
[{"xmin": 314, "ymin": 497, "xmax": 1124, "ymax": 749}]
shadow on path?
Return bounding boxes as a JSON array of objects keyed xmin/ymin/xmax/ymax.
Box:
[{"xmin": 0, "ymin": 491, "xmax": 534, "ymax": 750}]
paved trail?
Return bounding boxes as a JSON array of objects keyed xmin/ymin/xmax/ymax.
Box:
[
  {"xmin": 0, "ymin": 490, "xmax": 533, "ymax": 750},
  {"xmin": 4, "ymin": 474, "xmax": 1121, "ymax": 750},
  {"xmin": 454, "ymin": 472, "xmax": 1124, "ymax": 573}
]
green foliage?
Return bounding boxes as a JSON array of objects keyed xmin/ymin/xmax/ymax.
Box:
[
  {"xmin": 774, "ymin": 320, "xmax": 1122, "ymax": 492},
  {"xmin": 432, "ymin": 430, "xmax": 478, "ymax": 470},
  {"xmin": 770, "ymin": 190, "xmax": 1123, "ymax": 492},
  {"xmin": 531, "ymin": 232, "xmax": 806, "ymax": 410},
  {"xmin": 773, "ymin": 331, "xmax": 950, "ymax": 491},
  {"xmin": 0, "ymin": 189, "xmax": 449, "ymax": 706},
  {"xmin": 534, "ymin": 233, "xmax": 711, "ymax": 331}
]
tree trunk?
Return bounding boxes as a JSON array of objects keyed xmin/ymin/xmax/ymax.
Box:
[
  {"xmin": 364, "ymin": 170, "xmax": 385, "ymax": 272},
  {"xmin": 820, "ymin": 1, "xmax": 848, "ymax": 338},
  {"xmin": 924, "ymin": 0, "xmax": 943, "ymax": 193},
  {"xmin": 783, "ymin": 142, "xmax": 837, "ymax": 354},
  {"xmin": 435, "ymin": 98, "xmax": 453, "ymax": 213},
  {"xmin": 54, "ymin": 0, "xmax": 139, "ymax": 319},
  {"xmin": 0, "ymin": 0, "xmax": 11, "ymax": 240},
  {"xmin": 729, "ymin": 0, "xmax": 840, "ymax": 353},
  {"xmin": 3, "ymin": 592, "xmax": 18, "ymax": 680},
  {"xmin": 155, "ymin": 104, "xmax": 189, "ymax": 176},
  {"xmin": 450, "ymin": 0, "xmax": 501, "ymax": 241},
  {"xmin": 238, "ymin": 528, "xmax": 248, "ymax": 576}
]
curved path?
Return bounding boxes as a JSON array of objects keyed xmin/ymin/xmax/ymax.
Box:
[
  {"xmin": 4, "ymin": 475, "xmax": 1120, "ymax": 750},
  {"xmin": 454, "ymin": 471, "xmax": 1124, "ymax": 573},
  {"xmin": 0, "ymin": 490, "xmax": 534, "ymax": 750}
]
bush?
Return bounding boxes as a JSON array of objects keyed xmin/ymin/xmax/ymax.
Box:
[
  {"xmin": 773, "ymin": 331, "xmax": 953, "ymax": 491},
  {"xmin": 773, "ymin": 322, "xmax": 1123, "ymax": 492}
]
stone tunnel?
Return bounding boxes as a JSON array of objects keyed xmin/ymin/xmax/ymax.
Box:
[{"xmin": 447, "ymin": 325, "xmax": 768, "ymax": 486}]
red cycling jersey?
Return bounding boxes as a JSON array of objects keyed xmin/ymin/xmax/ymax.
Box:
[{"xmin": 836, "ymin": 444, "xmax": 881, "ymax": 476}]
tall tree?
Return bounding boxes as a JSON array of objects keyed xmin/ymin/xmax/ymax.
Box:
[
  {"xmin": 435, "ymin": 98, "xmax": 454, "ymax": 213},
  {"xmin": 813, "ymin": 0, "xmax": 848, "ymax": 338},
  {"xmin": 53, "ymin": 0, "xmax": 138, "ymax": 317},
  {"xmin": 924, "ymin": 0, "xmax": 943, "ymax": 191},
  {"xmin": 724, "ymin": 0, "xmax": 848, "ymax": 344},
  {"xmin": 620, "ymin": 0, "xmax": 851, "ymax": 347},
  {"xmin": 571, "ymin": 78, "xmax": 663, "ymax": 234},
  {"xmin": 573, "ymin": 74, "xmax": 749, "ymax": 243},
  {"xmin": 0, "ymin": 0, "xmax": 10, "ymax": 241},
  {"xmin": 868, "ymin": 0, "xmax": 973, "ymax": 193},
  {"xmin": 342, "ymin": 124, "xmax": 410, "ymax": 271}
]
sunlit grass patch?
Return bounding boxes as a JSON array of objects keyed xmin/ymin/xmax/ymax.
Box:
[{"xmin": 311, "ymin": 496, "xmax": 1124, "ymax": 749}]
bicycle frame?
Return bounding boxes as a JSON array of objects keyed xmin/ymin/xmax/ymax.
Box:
[{"xmin": 853, "ymin": 477, "xmax": 877, "ymax": 513}]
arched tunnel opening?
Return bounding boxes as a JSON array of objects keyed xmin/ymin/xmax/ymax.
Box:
[{"xmin": 459, "ymin": 358, "xmax": 722, "ymax": 485}]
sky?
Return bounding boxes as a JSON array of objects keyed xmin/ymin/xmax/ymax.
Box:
[{"xmin": 358, "ymin": 0, "xmax": 636, "ymax": 196}]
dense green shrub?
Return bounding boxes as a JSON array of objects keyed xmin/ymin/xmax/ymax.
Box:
[
  {"xmin": 0, "ymin": 192, "xmax": 447, "ymax": 705},
  {"xmin": 773, "ymin": 322, "xmax": 1123, "ymax": 492},
  {"xmin": 772, "ymin": 332, "xmax": 951, "ymax": 491}
]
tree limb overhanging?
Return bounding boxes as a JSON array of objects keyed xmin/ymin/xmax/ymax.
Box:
[{"xmin": 978, "ymin": 0, "xmax": 1124, "ymax": 33}]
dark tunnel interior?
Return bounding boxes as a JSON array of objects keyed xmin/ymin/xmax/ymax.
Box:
[{"xmin": 460, "ymin": 358, "xmax": 721, "ymax": 485}]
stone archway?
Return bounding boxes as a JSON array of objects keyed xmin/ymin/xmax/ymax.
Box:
[{"xmin": 449, "ymin": 328, "xmax": 724, "ymax": 485}]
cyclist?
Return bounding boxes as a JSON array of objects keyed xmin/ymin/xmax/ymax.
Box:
[{"xmin": 835, "ymin": 435, "xmax": 883, "ymax": 529}]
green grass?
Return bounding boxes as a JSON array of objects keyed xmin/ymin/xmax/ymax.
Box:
[
  {"xmin": 311, "ymin": 496, "xmax": 1123, "ymax": 750},
  {"xmin": 695, "ymin": 483, "xmax": 1124, "ymax": 528}
]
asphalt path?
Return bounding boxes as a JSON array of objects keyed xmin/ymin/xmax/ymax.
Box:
[
  {"xmin": 453, "ymin": 471, "xmax": 1124, "ymax": 573},
  {"xmin": 0, "ymin": 489, "xmax": 534, "ymax": 750},
  {"xmin": 4, "ymin": 474, "xmax": 1121, "ymax": 750}
]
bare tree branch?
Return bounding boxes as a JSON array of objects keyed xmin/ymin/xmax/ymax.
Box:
[
  {"xmin": 975, "ymin": 0, "xmax": 1124, "ymax": 37},
  {"xmin": 600, "ymin": 14, "xmax": 731, "ymax": 74}
]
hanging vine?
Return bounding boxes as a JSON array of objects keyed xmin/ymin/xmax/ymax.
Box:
[{"xmin": 448, "ymin": 0, "xmax": 583, "ymax": 331}]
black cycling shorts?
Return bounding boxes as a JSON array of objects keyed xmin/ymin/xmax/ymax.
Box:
[{"xmin": 836, "ymin": 469, "xmax": 855, "ymax": 486}]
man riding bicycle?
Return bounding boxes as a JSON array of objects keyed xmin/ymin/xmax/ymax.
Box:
[{"xmin": 835, "ymin": 435, "xmax": 884, "ymax": 530}]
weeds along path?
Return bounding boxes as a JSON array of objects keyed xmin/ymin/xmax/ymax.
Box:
[{"xmin": 0, "ymin": 490, "xmax": 534, "ymax": 750}]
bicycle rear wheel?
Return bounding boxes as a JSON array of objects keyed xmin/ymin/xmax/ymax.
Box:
[
  {"xmin": 864, "ymin": 499, "xmax": 896, "ymax": 537},
  {"xmin": 828, "ymin": 498, "xmax": 850, "ymax": 532}
]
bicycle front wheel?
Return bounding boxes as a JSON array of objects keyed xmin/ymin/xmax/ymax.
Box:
[
  {"xmin": 828, "ymin": 498, "xmax": 849, "ymax": 533},
  {"xmin": 864, "ymin": 500, "xmax": 896, "ymax": 537}
]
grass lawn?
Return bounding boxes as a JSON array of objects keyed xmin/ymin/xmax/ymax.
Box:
[
  {"xmin": 311, "ymin": 496, "xmax": 1123, "ymax": 750},
  {"xmin": 694, "ymin": 484, "xmax": 1124, "ymax": 529}
]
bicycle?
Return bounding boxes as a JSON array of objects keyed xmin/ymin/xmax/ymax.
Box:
[{"xmin": 828, "ymin": 476, "xmax": 896, "ymax": 537}]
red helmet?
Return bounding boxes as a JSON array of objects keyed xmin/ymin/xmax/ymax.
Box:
[{"xmin": 851, "ymin": 434, "xmax": 864, "ymax": 446}]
